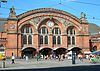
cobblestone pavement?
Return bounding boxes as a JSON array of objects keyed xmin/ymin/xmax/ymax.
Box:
[{"xmin": 0, "ymin": 58, "xmax": 100, "ymax": 70}]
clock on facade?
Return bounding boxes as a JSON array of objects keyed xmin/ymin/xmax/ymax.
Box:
[
  {"xmin": 10, "ymin": 24, "xmax": 16, "ymax": 29},
  {"xmin": 47, "ymin": 21, "xmax": 54, "ymax": 27}
]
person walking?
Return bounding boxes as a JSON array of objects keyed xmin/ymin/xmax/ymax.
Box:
[
  {"xmin": 37, "ymin": 53, "xmax": 41, "ymax": 61},
  {"xmin": 12, "ymin": 55, "xmax": 15, "ymax": 64},
  {"xmin": 25, "ymin": 56, "xmax": 28, "ymax": 61}
]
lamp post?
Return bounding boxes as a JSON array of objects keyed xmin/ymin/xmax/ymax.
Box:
[
  {"xmin": 72, "ymin": 50, "xmax": 76, "ymax": 64},
  {"xmin": 0, "ymin": 0, "xmax": 7, "ymax": 7}
]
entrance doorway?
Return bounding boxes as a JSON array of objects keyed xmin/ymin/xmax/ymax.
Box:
[
  {"xmin": 22, "ymin": 47, "xmax": 36, "ymax": 58},
  {"xmin": 54, "ymin": 48, "xmax": 67, "ymax": 55},
  {"xmin": 68, "ymin": 47, "xmax": 82, "ymax": 56},
  {"xmin": 39, "ymin": 48, "xmax": 52, "ymax": 57}
]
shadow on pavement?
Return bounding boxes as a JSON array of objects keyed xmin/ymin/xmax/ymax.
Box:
[{"xmin": 1, "ymin": 65, "xmax": 100, "ymax": 71}]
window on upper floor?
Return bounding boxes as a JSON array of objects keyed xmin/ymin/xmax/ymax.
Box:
[
  {"xmin": 67, "ymin": 27, "xmax": 75, "ymax": 45},
  {"xmin": 39, "ymin": 27, "xmax": 48, "ymax": 45},
  {"xmin": 52, "ymin": 27, "xmax": 61, "ymax": 45},
  {"xmin": 21, "ymin": 25, "xmax": 33, "ymax": 45}
]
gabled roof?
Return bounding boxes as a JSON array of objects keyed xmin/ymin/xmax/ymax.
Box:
[{"xmin": 0, "ymin": 18, "xmax": 7, "ymax": 32}]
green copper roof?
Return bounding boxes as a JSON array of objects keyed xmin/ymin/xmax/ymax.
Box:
[{"xmin": 89, "ymin": 23, "xmax": 100, "ymax": 35}]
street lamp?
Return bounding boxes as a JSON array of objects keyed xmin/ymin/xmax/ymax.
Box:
[{"xmin": 0, "ymin": 0, "xmax": 7, "ymax": 7}]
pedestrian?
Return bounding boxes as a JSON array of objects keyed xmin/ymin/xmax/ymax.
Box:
[
  {"xmin": 58, "ymin": 55, "xmax": 61, "ymax": 61},
  {"xmin": 12, "ymin": 55, "xmax": 15, "ymax": 64},
  {"xmin": 25, "ymin": 56, "xmax": 28, "ymax": 61},
  {"xmin": 37, "ymin": 53, "xmax": 41, "ymax": 61},
  {"xmin": 23, "ymin": 55, "xmax": 25, "ymax": 59}
]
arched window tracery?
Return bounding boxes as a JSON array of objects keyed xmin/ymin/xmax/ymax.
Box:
[
  {"xmin": 67, "ymin": 27, "xmax": 76, "ymax": 45},
  {"xmin": 39, "ymin": 27, "xmax": 48, "ymax": 45},
  {"xmin": 52, "ymin": 27, "xmax": 61, "ymax": 45},
  {"xmin": 21, "ymin": 25, "xmax": 33, "ymax": 45}
]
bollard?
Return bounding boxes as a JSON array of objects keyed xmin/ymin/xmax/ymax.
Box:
[{"xmin": 2, "ymin": 60, "xmax": 5, "ymax": 68}]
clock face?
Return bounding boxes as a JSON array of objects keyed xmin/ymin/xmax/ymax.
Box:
[
  {"xmin": 10, "ymin": 24, "xmax": 16, "ymax": 29},
  {"xmin": 47, "ymin": 21, "xmax": 54, "ymax": 27}
]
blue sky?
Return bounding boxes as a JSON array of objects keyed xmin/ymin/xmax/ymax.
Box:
[{"xmin": 0, "ymin": 0, "xmax": 100, "ymax": 26}]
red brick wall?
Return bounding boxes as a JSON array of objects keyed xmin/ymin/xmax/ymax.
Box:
[{"xmin": 0, "ymin": 8, "xmax": 92, "ymax": 57}]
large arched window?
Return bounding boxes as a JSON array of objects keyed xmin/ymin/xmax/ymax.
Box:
[
  {"xmin": 40, "ymin": 35, "xmax": 43, "ymax": 44},
  {"xmin": 22, "ymin": 25, "xmax": 32, "ymax": 33},
  {"xmin": 28, "ymin": 35, "xmax": 32, "ymax": 44},
  {"xmin": 21, "ymin": 25, "xmax": 33, "ymax": 45},
  {"xmin": 45, "ymin": 36, "xmax": 48, "ymax": 44},
  {"xmin": 22, "ymin": 35, "xmax": 27, "ymax": 44},
  {"xmin": 39, "ymin": 27, "xmax": 48, "ymax": 45},
  {"xmin": 53, "ymin": 36, "xmax": 56, "ymax": 44},
  {"xmin": 57, "ymin": 36, "xmax": 61, "ymax": 44},
  {"xmin": 67, "ymin": 27, "xmax": 75, "ymax": 45},
  {"xmin": 52, "ymin": 27, "xmax": 61, "ymax": 45}
]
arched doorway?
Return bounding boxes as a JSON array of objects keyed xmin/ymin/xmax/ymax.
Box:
[
  {"xmin": 22, "ymin": 47, "xmax": 36, "ymax": 58},
  {"xmin": 54, "ymin": 48, "xmax": 67, "ymax": 55},
  {"xmin": 39, "ymin": 48, "xmax": 52, "ymax": 56},
  {"xmin": 68, "ymin": 47, "xmax": 82, "ymax": 56},
  {"xmin": 92, "ymin": 46, "xmax": 97, "ymax": 52}
]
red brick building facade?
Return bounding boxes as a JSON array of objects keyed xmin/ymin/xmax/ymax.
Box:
[
  {"xmin": 90, "ymin": 34, "xmax": 100, "ymax": 52},
  {"xmin": 0, "ymin": 7, "xmax": 99, "ymax": 58}
]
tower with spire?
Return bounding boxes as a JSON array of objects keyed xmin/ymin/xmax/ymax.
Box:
[{"xmin": 9, "ymin": 6, "xmax": 17, "ymax": 20}]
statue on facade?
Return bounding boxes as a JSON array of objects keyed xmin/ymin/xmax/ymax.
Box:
[{"xmin": 80, "ymin": 12, "xmax": 87, "ymax": 23}]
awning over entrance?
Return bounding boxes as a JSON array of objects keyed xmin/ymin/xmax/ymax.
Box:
[
  {"xmin": 68, "ymin": 47, "xmax": 82, "ymax": 51},
  {"xmin": 91, "ymin": 51, "xmax": 100, "ymax": 55},
  {"xmin": 84, "ymin": 51, "xmax": 91, "ymax": 54},
  {"xmin": 53, "ymin": 47, "xmax": 67, "ymax": 50},
  {"xmin": 39, "ymin": 47, "xmax": 53, "ymax": 51},
  {"xmin": 22, "ymin": 47, "xmax": 36, "ymax": 51},
  {"xmin": 53, "ymin": 47, "xmax": 59, "ymax": 50}
]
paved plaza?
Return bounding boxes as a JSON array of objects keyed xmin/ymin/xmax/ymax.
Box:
[{"xmin": 0, "ymin": 58, "xmax": 100, "ymax": 70}]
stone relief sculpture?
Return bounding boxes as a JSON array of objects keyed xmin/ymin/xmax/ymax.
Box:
[
  {"xmin": 55, "ymin": 17, "xmax": 74, "ymax": 27},
  {"xmin": 29, "ymin": 16, "xmax": 46, "ymax": 31},
  {"xmin": 33, "ymin": 17, "xmax": 41, "ymax": 24}
]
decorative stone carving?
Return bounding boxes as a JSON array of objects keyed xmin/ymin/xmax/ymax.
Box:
[
  {"xmin": 80, "ymin": 12, "xmax": 87, "ymax": 23},
  {"xmin": 54, "ymin": 17, "xmax": 68, "ymax": 27},
  {"xmin": 61, "ymin": 19, "xmax": 74, "ymax": 27},
  {"xmin": 32, "ymin": 17, "xmax": 41, "ymax": 24},
  {"xmin": 68, "ymin": 22, "xmax": 74, "ymax": 26},
  {"xmin": 29, "ymin": 16, "xmax": 46, "ymax": 30}
]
